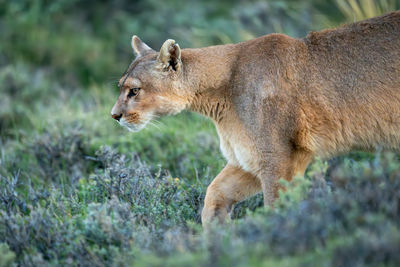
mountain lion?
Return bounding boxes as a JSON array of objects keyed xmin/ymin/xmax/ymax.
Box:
[{"xmin": 111, "ymin": 11, "xmax": 400, "ymax": 224}]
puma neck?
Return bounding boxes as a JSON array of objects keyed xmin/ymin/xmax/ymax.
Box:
[{"xmin": 181, "ymin": 45, "xmax": 238, "ymax": 122}]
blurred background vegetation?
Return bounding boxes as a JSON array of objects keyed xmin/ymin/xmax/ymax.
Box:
[{"xmin": 1, "ymin": 0, "xmax": 400, "ymax": 266}]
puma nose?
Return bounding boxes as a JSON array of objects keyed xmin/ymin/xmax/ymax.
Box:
[{"xmin": 112, "ymin": 114, "xmax": 122, "ymax": 121}]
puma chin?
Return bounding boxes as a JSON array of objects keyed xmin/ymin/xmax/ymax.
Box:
[
  {"xmin": 118, "ymin": 118, "xmax": 148, "ymax": 132},
  {"xmin": 115, "ymin": 111, "xmax": 154, "ymax": 132}
]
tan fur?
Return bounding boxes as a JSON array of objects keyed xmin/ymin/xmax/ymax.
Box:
[{"xmin": 111, "ymin": 11, "xmax": 400, "ymax": 225}]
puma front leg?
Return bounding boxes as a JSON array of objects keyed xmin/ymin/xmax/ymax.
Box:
[
  {"xmin": 260, "ymin": 149, "xmax": 314, "ymax": 206},
  {"xmin": 201, "ymin": 164, "xmax": 261, "ymax": 225}
]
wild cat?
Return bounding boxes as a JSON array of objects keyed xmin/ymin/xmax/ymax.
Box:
[{"xmin": 111, "ymin": 11, "xmax": 400, "ymax": 224}]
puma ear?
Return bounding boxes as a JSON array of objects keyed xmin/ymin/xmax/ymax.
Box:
[
  {"xmin": 157, "ymin": 39, "xmax": 181, "ymax": 71},
  {"xmin": 131, "ymin": 35, "xmax": 153, "ymax": 56}
]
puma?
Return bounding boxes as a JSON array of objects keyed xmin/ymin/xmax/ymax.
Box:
[{"xmin": 111, "ymin": 11, "xmax": 400, "ymax": 224}]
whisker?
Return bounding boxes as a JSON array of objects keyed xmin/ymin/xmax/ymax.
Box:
[
  {"xmin": 151, "ymin": 118, "xmax": 166, "ymax": 128},
  {"xmin": 148, "ymin": 121, "xmax": 161, "ymax": 131}
]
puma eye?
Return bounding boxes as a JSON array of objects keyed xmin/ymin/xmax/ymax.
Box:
[{"xmin": 127, "ymin": 88, "xmax": 140, "ymax": 98}]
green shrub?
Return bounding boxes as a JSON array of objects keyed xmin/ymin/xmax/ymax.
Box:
[{"xmin": 2, "ymin": 146, "xmax": 400, "ymax": 266}]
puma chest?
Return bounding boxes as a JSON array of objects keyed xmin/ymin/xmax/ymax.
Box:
[{"xmin": 217, "ymin": 127, "xmax": 260, "ymax": 175}]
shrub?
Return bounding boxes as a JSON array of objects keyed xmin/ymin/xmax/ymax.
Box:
[
  {"xmin": 2, "ymin": 143, "xmax": 400, "ymax": 266},
  {"xmin": 31, "ymin": 126, "xmax": 91, "ymax": 185},
  {"xmin": 86, "ymin": 146, "xmax": 205, "ymax": 227}
]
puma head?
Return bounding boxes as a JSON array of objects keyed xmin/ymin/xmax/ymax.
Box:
[{"xmin": 111, "ymin": 36, "xmax": 189, "ymax": 132}]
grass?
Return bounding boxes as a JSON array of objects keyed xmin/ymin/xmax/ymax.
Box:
[{"xmin": 2, "ymin": 135, "xmax": 400, "ymax": 266}]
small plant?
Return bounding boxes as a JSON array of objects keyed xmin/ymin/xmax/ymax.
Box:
[{"xmin": 31, "ymin": 126, "xmax": 91, "ymax": 185}]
